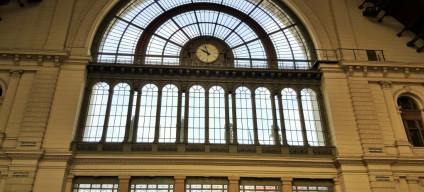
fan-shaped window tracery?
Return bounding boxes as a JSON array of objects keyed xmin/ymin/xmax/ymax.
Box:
[{"xmin": 93, "ymin": 0, "xmax": 315, "ymax": 69}]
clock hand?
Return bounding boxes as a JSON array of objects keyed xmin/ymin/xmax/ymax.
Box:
[
  {"xmin": 204, "ymin": 45, "xmax": 211, "ymax": 55},
  {"xmin": 201, "ymin": 49, "xmax": 209, "ymax": 55}
]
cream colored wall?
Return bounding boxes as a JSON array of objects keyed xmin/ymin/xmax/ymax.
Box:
[{"xmin": 0, "ymin": 0, "xmax": 424, "ymax": 191}]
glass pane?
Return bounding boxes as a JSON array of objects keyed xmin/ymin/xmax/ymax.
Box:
[
  {"xmin": 281, "ymin": 88, "xmax": 303, "ymax": 146},
  {"xmin": 255, "ymin": 87, "xmax": 274, "ymax": 145},
  {"xmin": 84, "ymin": 82, "xmax": 110, "ymax": 142},
  {"xmin": 209, "ymin": 86, "xmax": 226, "ymax": 144},
  {"xmin": 236, "ymin": 87, "xmax": 255, "ymax": 144},
  {"xmin": 106, "ymin": 83, "xmax": 131, "ymax": 142},
  {"xmin": 188, "ymin": 85, "xmax": 206, "ymax": 143},
  {"xmin": 137, "ymin": 84, "xmax": 159, "ymax": 142},
  {"xmin": 159, "ymin": 84, "xmax": 178, "ymax": 142},
  {"xmin": 301, "ymin": 88, "xmax": 324, "ymax": 146}
]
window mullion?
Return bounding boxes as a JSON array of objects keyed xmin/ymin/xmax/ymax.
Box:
[
  {"xmin": 251, "ymin": 91, "xmax": 259, "ymax": 145},
  {"xmin": 277, "ymin": 93, "xmax": 288, "ymax": 146},
  {"xmin": 205, "ymin": 89, "xmax": 210, "ymax": 144},
  {"xmin": 176, "ymin": 89, "xmax": 183, "ymax": 144},
  {"xmin": 231, "ymin": 92, "xmax": 238, "ymax": 144},
  {"xmin": 225, "ymin": 91, "xmax": 230, "ymax": 144},
  {"xmin": 297, "ymin": 93, "xmax": 309, "ymax": 147},
  {"xmin": 131, "ymin": 90, "xmax": 142, "ymax": 142},
  {"xmin": 100, "ymin": 88, "xmax": 114, "ymax": 143},
  {"xmin": 153, "ymin": 89, "xmax": 163, "ymax": 143},
  {"xmin": 123, "ymin": 89, "xmax": 135, "ymax": 143},
  {"xmin": 271, "ymin": 93, "xmax": 281, "ymax": 146},
  {"xmin": 184, "ymin": 91, "xmax": 190, "ymax": 143}
]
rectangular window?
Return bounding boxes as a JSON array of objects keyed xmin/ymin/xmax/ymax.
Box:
[
  {"xmin": 292, "ymin": 179, "xmax": 334, "ymax": 192},
  {"xmin": 131, "ymin": 177, "xmax": 174, "ymax": 192},
  {"xmin": 239, "ymin": 178, "xmax": 281, "ymax": 192},
  {"xmin": 73, "ymin": 177, "xmax": 118, "ymax": 192},
  {"xmin": 186, "ymin": 177, "xmax": 228, "ymax": 192}
]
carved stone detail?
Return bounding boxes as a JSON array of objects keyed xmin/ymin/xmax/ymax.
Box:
[{"xmin": 379, "ymin": 81, "xmax": 392, "ymax": 89}]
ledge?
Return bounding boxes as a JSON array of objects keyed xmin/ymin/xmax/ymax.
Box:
[{"xmin": 71, "ymin": 142, "xmax": 335, "ymax": 157}]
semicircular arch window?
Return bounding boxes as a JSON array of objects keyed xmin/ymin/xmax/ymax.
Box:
[{"xmin": 93, "ymin": 0, "xmax": 315, "ymax": 69}]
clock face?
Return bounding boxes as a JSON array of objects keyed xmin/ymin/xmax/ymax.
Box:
[{"xmin": 196, "ymin": 43, "xmax": 219, "ymax": 63}]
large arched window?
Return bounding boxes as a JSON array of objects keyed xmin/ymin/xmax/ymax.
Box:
[
  {"xmin": 92, "ymin": 0, "xmax": 315, "ymax": 69},
  {"xmin": 75, "ymin": 0, "xmax": 331, "ymax": 155},
  {"xmin": 398, "ymin": 96, "xmax": 424, "ymax": 147}
]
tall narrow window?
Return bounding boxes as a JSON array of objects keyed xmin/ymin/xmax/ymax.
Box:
[
  {"xmin": 301, "ymin": 88, "xmax": 325, "ymax": 146},
  {"xmin": 137, "ymin": 84, "xmax": 158, "ymax": 142},
  {"xmin": 236, "ymin": 87, "xmax": 254, "ymax": 144},
  {"xmin": 255, "ymin": 87, "xmax": 274, "ymax": 145},
  {"xmin": 209, "ymin": 86, "xmax": 226, "ymax": 144},
  {"xmin": 398, "ymin": 96, "xmax": 424, "ymax": 147},
  {"xmin": 84, "ymin": 82, "xmax": 110, "ymax": 142},
  {"xmin": 281, "ymin": 88, "xmax": 303, "ymax": 146},
  {"xmin": 188, "ymin": 85, "xmax": 206, "ymax": 143},
  {"xmin": 159, "ymin": 84, "xmax": 178, "ymax": 142},
  {"xmin": 106, "ymin": 83, "xmax": 131, "ymax": 142}
]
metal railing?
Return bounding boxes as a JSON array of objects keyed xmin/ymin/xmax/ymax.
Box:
[{"xmin": 316, "ymin": 48, "xmax": 385, "ymax": 62}]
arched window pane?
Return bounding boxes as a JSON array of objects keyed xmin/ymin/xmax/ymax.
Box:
[
  {"xmin": 159, "ymin": 84, "xmax": 178, "ymax": 142},
  {"xmin": 209, "ymin": 86, "xmax": 226, "ymax": 144},
  {"xmin": 137, "ymin": 84, "xmax": 159, "ymax": 142},
  {"xmin": 301, "ymin": 88, "xmax": 324, "ymax": 146},
  {"xmin": 84, "ymin": 82, "xmax": 110, "ymax": 142},
  {"xmin": 106, "ymin": 83, "xmax": 131, "ymax": 142},
  {"xmin": 398, "ymin": 96, "xmax": 424, "ymax": 147},
  {"xmin": 255, "ymin": 87, "xmax": 274, "ymax": 145},
  {"xmin": 281, "ymin": 88, "xmax": 303, "ymax": 146},
  {"xmin": 236, "ymin": 87, "xmax": 254, "ymax": 144},
  {"xmin": 188, "ymin": 85, "xmax": 206, "ymax": 143}
]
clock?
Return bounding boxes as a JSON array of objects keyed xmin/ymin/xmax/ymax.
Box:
[{"xmin": 195, "ymin": 43, "xmax": 219, "ymax": 63}]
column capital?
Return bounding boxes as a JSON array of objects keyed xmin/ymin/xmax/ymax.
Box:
[
  {"xmin": 379, "ymin": 81, "xmax": 392, "ymax": 89},
  {"xmin": 174, "ymin": 175, "xmax": 186, "ymax": 181},
  {"xmin": 10, "ymin": 70, "xmax": 23, "ymax": 78},
  {"xmin": 280, "ymin": 177, "xmax": 293, "ymax": 183},
  {"xmin": 228, "ymin": 176, "xmax": 240, "ymax": 182},
  {"xmin": 119, "ymin": 175, "xmax": 131, "ymax": 180}
]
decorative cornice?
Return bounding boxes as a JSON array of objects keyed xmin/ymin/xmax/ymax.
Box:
[
  {"xmin": 0, "ymin": 50, "xmax": 69, "ymax": 66},
  {"xmin": 6, "ymin": 150, "xmax": 44, "ymax": 160},
  {"xmin": 72, "ymin": 157, "xmax": 335, "ymax": 168},
  {"xmin": 87, "ymin": 64, "xmax": 322, "ymax": 82},
  {"xmin": 339, "ymin": 61, "xmax": 424, "ymax": 78}
]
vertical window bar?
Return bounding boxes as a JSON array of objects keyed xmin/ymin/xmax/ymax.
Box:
[
  {"xmin": 84, "ymin": 82, "xmax": 110, "ymax": 142},
  {"xmin": 209, "ymin": 86, "xmax": 226, "ymax": 144},
  {"xmin": 277, "ymin": 93, "xmax": 288, "ymax": 146},
  {"xmin": 271, "ymin": 92, "xmax": 281, "ymax": 145},
  {"xmin": 137, "ymin": 84, "xmax": 159, "ymax": 142},
  {"xmin": 180, "ymin": 91, "xmax": 186, "ymax": 143},
  {"xmin": 255, "ymin": 87, "xmax": 274, "ymax": 145},
  {"xmin": 205, "ymin": 88, "xmax": 210, "ymax": 144},
  {"xmin": 281, "ymin": 88, "xmax": 303, "ymax": 146},
  {"xmin": 159, "ymin": 84, "xmax": 178, "ymax": 143},
  {"xmin": 301, "ymin": 88, "xmax": 325, "ymax": 146},
  {"xmin": 124, "ymin": 89, "xmax": 135, "ymax": 142},
  {"xmin": 188, "ymin": 85, "xmax": 206, "ymax": 143},
  {"xmin": 230, "ymin": 92, "xmax": 237, "ymax": 144},
  {"xmin": 176, "ymin": 89, "xmax": 183, "ymax": 144},
  {"xmin": 297, "ymin": 91, "xmax": 309, "ymax": 146},
  {"xmin": 130, "ymin": 90, "xmax": 140, "ymax": 142},
  {"xmin": 235, "ymin": 87, "xmax": 255, "ymax": 145},
  {"xmin": 106, "ymin": 83, "xmax": 131, "ymax": 142}
]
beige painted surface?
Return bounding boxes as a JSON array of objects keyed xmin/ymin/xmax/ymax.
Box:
[{"xmin": 0, "ymin": 0, "xmax": 423, "ymax": 191}]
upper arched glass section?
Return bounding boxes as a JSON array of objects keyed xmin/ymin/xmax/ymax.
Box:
[{"xmin": 93, "ymin": 0, "xmax": 316, "ymax": 69}]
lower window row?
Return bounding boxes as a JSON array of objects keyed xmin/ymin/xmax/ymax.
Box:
[{"xmin": 73, "ymin": 177, "xmax": 334, "ymax": 192}]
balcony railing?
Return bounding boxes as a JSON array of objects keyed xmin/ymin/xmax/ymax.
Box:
[{"xmin": 316, "ymin": 48, "xmax": 385, "ymax": 62}]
